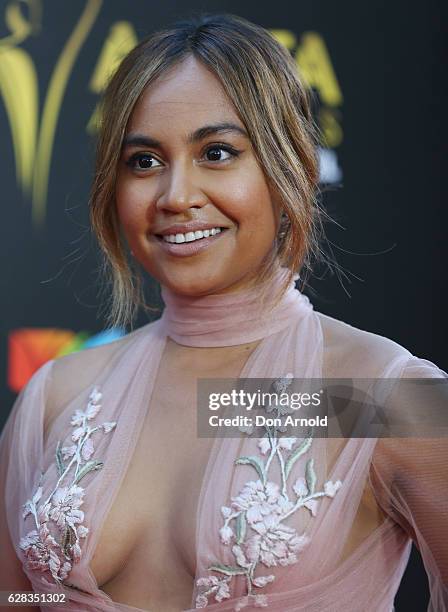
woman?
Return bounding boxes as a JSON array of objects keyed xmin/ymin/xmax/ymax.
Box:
[{"xmin": 0, "ymin": 13, "xmax": 446, "ymax": 612}]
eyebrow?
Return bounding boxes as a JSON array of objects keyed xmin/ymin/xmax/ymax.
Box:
[{"xmin": 122, "ymin": 122, "xmax": 249, "ymax": 149}]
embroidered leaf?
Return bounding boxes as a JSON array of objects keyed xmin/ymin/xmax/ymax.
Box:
[
  {"xmin": 235, "ymin": 456, "xmax": 265, "ymax": 482},
  {"xmin": 236, "ymin": 512, "xmax": 247, "ymax": 544},
  {"xmin": 284, "ymin": 437, "xmax": 312, "ymax": 478},
  {"xmin": 74, "ymin": 460, "xmax": 104, "ymax": 484},
  {"xmin": 305, "ymin": 458, "xmax": 316, "ymax": 495},
  {"xmin": 61, "ymin": 525, "xmax": 77, "ymax": 557},
  {"xmin": 55, "ymin": 442, "xmax": 66, "ymax": 477},
  {"xmin": 32, "ymin": 486, "xmax": 43, "ymax": 505},
  {"xmin": 208, "ymin": 564, "xmax": 247, "ymax": 576}
]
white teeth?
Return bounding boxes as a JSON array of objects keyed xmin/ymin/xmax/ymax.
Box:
[{"xmin": 162, "ymin": 227, "xmax": 223, "ymax": 243}]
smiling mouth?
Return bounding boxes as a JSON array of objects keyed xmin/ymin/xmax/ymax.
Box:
[{"xmin": 155, "ymin": 227, "xmax": 228, "ymax": 244}]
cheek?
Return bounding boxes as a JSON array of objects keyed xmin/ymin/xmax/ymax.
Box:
[
  {"xmin": 116, "ymin": 177, "xmax": 151, "ymax": 233},
  {"xmin": 229, "ymin": 175, "xmax": 277, "ymax": 239}
]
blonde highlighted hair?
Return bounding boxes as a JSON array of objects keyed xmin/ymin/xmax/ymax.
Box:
[{"xmin": 90, "ymin": 13, "xmax": 325, "ymax": 328}]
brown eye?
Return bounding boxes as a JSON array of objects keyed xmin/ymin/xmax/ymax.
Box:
[
  {"xmin": 206, "ymin": 147, "xmax": 226, "ymax": 161},
  {"xmin": 204, "ymin": 145, "xmax": 239, "ymax": 162},
  {"xmin": 126, "ymin": 153, "xmax": 162, "ymax": 170},
  {"xmin": 137, "ymin": 155, "xmax": 154, "ymax": 168}
]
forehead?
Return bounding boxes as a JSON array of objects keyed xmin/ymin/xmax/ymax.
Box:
[{"xmin": 127, "ymin": 55, "xmax": 242, "ymax": 132}]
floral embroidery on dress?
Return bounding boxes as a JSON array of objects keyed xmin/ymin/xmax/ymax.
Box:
[
  {"xmin": 20, "ymin": 387, "xmax": 116, "ymax": 584},
  {"xmin": 195, "ymin": 375, "xmax": 342, "ymax": 610}
]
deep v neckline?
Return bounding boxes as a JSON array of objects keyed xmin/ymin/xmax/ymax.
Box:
[{"xmin": 85, "ymin": 321, "xmax": 266, "ymax": 606}]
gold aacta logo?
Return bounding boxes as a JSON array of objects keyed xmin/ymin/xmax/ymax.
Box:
[
  {"xmin": 0, "ymin": 2, "xmax": 341, "ymax": 228},
  {"xmin": 0, "ymin": 0, "xmax": 136, "ymax": 228}
]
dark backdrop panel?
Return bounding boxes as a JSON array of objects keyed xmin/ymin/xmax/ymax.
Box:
[{"xmin": 1, "ymin": 1, "xmax": 446, "ymax": 610}]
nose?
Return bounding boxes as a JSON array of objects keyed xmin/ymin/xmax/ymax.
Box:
[{"xmin": 155, "ymin": 160, "xmax": 208, "ymax": 213}]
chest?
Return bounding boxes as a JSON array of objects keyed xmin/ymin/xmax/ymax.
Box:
[
  {"xmin": 89, "ymin": 343, "xmax": 256, "ymax": 607},
  {"xmin": 86, "ymin": 341, "xmax": 386, "ymax": 609}
]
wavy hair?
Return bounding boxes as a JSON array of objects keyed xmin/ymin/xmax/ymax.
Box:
[{"xmin": 90, "ymin": 13, "xmax": 326, "ymax": 328}]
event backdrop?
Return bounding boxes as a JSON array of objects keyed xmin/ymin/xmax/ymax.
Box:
[{"xmin": 1, "ymin": 0, "xmax": 446, "ymax": 609}]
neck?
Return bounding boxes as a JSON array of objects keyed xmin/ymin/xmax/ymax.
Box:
[{"xmin": 159, "ymin": 267, "xmax": 312, "ymax": 347}]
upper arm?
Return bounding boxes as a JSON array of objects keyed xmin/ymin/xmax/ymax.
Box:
[
  {"xmin": 0, "ymin": 373, "xmax": 45, "ymax": 609},
  {"xmin": 370, "ymin": 356, "xmax": 448, "ymax": 607},
  {"xmin": 0, "ymin": 442, "xmax": 33, "ymax": 592}
]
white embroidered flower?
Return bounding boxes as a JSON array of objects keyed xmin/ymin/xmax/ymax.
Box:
[
  {"xmin": 258, "ymin": 437, "xmax": 297, "ymax": 455},
  {"xmin": 70, "ymin": 409, "xmax": 85, "ymax": 427},
  {"xmin": 246, "ymin": 515, "xmax": 309, "ymax": 568},
  {"xmin": 102, "ymin": 421, "xmax": 116, "ymax": 434},
  {"xmin": 234, "ymin": 594, "xmax": 269, "ymax": 610},
  {"xmin": 277, "ymin": 437, "xmax": 296, "ymax": 451},
  {"xmin": 231, "ymin": 480, "xmax": 291, "ymax": 525},
  {"xmin": 273, "ymin": 373, "xmax": 294, "ymax": 393},
  {"xmin": 293, "ymin": 476, "xmax": 308, "ymax": 497},
  {"xmin": 77, "ymin": 525, "xmax": 89, "ymax": 538},
  {"xmin": 195, "ymin": 575, "xmax": 231, "ymax": 607},
  {"xmin": 195, "ymin": 594, "xmax": 209, "ymax": 608},
  {"xmin": 194, "ymin": 394, "xmax": 343, "ymax": 608},
  {"xmin": 70, "ymin": 389, "xmax": 102, "ymax": 427},
  {"xmin": 221, "ymin": 506, "xmax": 232, "ymax": 519},
  {"xmin": 20, "ymin": 523, "xmax": 70, "ymax": 582},
  {"xmin": 303, "ymin": 499, "xmax": 319, "ymax": 516},
  {"xmin": 215, "ymin": 581, "xmax": 231, "ymax": 602},
  {"xmin": 61, "ymin": 445, "xmax": 77, "ymax": 459},
  {"xmin": 232, "ymin": 544, "xmax": 250, "ymax": 568},
  {"xmin": 19, "ymin": 530, "xmax": 39, "ymax": 551},
  {"xmin": 89, "ymin": 387, "xmax": 102, "ymax": 405},
  {"xmin": 324, "ymin": 479, "xmax": 342, "ymax": 498},
  {"xmin": 84, "ymin": 401, "xmax": 101, "ymax": 421},
  {"xmin": 258, "ymin": 438, "xmax": 271, "ymax": 455},
  {"xmin": 81, "ymin": 438, "xmax": 95, "ymax": 461},
  {"xmin": 50, "ymin": 486, "xmax": 85, "ymax": 529},
  {"xmin": 238, "ymin": 422, "xmax": 255, "ymax": 435},
  {"xmin": 253, "ymin": 594, "xmax": 269, "ymax": 607},
  {"xmin": 21, "ymin": 385, "xmax": 115, "ymax": 586},
  {"xmin": 71, "ymin": 426, "xmax": 86, "ymax": 443},
  {"xmin": 252, "ymin": 574, "xmax": 275, "ymax": 588},
  {"xmin": 219, "ymin": 525, "xmax": 234, "ymax": 545}
]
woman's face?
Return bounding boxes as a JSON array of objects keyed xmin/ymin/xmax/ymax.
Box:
[{"xmin": 116, "ymin": 55, "xmax": 280, "ymax": 296}]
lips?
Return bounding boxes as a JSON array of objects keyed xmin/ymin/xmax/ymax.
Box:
[{"xmin": 151, "ymin": 226, "xmax": 228, "ymax": 257}]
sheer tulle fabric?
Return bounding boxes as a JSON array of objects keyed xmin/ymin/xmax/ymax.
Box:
[{"xmin": 0, "ymin": 268, "xmax": 446, "ymax": 611}]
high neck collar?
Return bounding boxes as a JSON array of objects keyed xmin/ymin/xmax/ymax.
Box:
[{"xmin": 159, "ymin": 267, "xmax": 313, "ymax": 347}]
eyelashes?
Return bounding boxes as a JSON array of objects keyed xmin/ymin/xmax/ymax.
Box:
[
  {"xmin": 125, "ymin": 153, "xmax": 158, "ymax": 170},
  {"xmin": 125, "ymin": 143, "xmax": 241, "ymax": 171}
]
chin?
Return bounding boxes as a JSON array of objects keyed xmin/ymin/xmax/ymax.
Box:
[
  {"xmin": 157, "ymin": 271, "xmax": 222, "ymax": 297},
  {"xmin": 156, "ymin": 266, "xmax": 252, "ymax": 297}
]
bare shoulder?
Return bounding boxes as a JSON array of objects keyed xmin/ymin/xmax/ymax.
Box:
[
  {"xmin": 316, "ymin": 311, "xmax": 410, "ymax": 377},
  {"xmin": 45, "ymin": 323, "xmax": 152, "ymax": 430}
]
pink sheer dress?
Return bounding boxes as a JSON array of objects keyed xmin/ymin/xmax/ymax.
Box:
[{"xmin": 0, "ymin": 267, "xmax": 447, "ymax": 611}]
